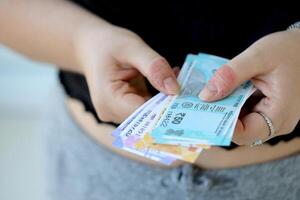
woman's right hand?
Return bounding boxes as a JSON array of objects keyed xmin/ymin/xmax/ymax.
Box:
[{"xmin": 75, "ymin": 24, "xmax": 179, "ymax": 124}]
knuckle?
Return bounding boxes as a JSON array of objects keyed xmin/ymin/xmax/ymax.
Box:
[
  {"xmin": 232, "ymin": 136, "xmax": 248, "ymax": 146},
  {"xmin": 249, "ymin": 39, "xmax": 268, "ymax": 66},
  {"xmin": 233, "ymin": 140, "xmax": 245, "ymax": 146},
  {"xmin": 215, "ymin": 65, "xmax": 236, "ymax": 85},
  {"xmin": 96, "ymin": 110, "xmax": 108, "ymax": 121},
  {"xmin": 108, "ymin": 81, "xmax": 123, "ymax": 93},
  {"xmin": 276, "ymin": 114, "xmax": 298, "ymax": 135},
  {"xmin": 148, "ymin": 57, "xmax": 168, "ymax": 75},
  {"xmin": 96, "ymin": 110, "xmax": 112, "ymax": 122},
  {"xmin": 280, "ymin": 124, "xmax": 297, "ymax": 135},
  {"xmin": 147, "ymin": 57, "xmax": 171, "ymax": 83},
  {"xmin": 211, "ymin": 66, "xmax": 236, "ymax": 97},
  {"xmin": 93, "ymin": 98, "xmax": 112, "ymax": 122},
  {"xmin": 232, "ymin": 139, "xmax": 246, "ymax": 146}
]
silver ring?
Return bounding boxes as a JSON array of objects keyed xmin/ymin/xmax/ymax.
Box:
[
  {"xmin": 250, "ymin": 112, "xmax": 276, "ymax": 147},
  {"xmin": 250, "ymin": 139, "xmax": 263, "ymax": 147},
  {"xmin": 256, "ymin": 111, "xmax": 276, "ymax": 138}
]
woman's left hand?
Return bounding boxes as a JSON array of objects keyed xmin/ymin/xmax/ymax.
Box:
[{"xmin": 199, "ymin": 30, "xmax": 300, "ymax": 145}]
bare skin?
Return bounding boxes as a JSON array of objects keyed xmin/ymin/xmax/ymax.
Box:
[
  {"xmin": 1, "ymin": 0, "xmax": 299, "ymax": 169},
  {"xmin": 199, "ymin": 30, "xmax": 300, "ymax": 145}
]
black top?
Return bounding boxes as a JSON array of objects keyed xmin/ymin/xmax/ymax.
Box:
[{"xmin": 59, "ymin": 0, "xmax": 300, "ymax": 149}]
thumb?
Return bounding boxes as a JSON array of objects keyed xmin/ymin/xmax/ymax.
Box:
[
  {"xmin": 122, "ymin": 41, "xmax": 180, "ymax": 95},
  {"xmin": 115, "ymin": 92, "xmax": 147, "ymax": 123},
  {"xmin": 199, "ymin": 49, "xmax": 269, "ymax": 102}
]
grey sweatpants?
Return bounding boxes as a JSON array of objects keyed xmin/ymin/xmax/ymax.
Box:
[{"xmin": 41, "ymin": 83, "xmax": 300, "ymax": 200}]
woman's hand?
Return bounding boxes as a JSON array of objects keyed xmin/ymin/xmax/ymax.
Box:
[
  {"xmin": 199, "ymin": 30, "xmax": 300, "ymax": 145},
  {"xmin": 0, "ymin": 0, "xmax": 179, "ymax": 124},
  {"xmin": 75, "ymin": 25, "xmax": 179, "ymax": 123}
]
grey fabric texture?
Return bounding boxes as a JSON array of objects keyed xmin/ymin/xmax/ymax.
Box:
[{"xmin": 41, "ymin": 83, "xmax": 300, "ymax": 200}]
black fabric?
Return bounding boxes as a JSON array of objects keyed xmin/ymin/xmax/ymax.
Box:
[{"xmin": 59, "ymin": 0, "xmax": 300, "ymax": 149}]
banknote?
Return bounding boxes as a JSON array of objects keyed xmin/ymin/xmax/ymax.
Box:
[
  {"xmin": 112, "ymin": 53, "xmax": 255, "ymax": 165},
  {"xmin": 113, "ymin": 93, "xmax": 178, "ymax": 164},
  {"xmin": 133, "ymin": 134, "xmax": 202, "ymax": 162},
  {"xmin": 151, "ymin": 88, "xmax": 255, "ymax": 147},
  {"xmin": 113, "ymin": 55, "xmax": 206, "ymax": 163},
  {"xmin": 112, "ymin": 54, "xmax": 198, "ymax": 139},
  {"xmin": 121, "ymin": 98, "xmax": 205, "ymax": 163},
  {"xmin": 114, "ymin": 93, "xmax": 167, "ymax": 139},
  {"xmin": 150, "ymin": 53, "xmax": 254, "ymax": 146},
  {"xmin": 177, "ymin": 54, "xmax": 198, "ymax": 84},
  {"xmin": 112, "ymin": 92, "xmax": 162, "ymax": 137}
]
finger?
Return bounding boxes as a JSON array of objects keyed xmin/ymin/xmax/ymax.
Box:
[
  {"xmin": 173, "ymin": 66, "xmax": 180, "ymax": 77},
  {"xmin": 113, "ymin": 68, "xmax": 140, "ymax": 81},
  {"xmin": 113, "ymin": 92, "xmax": 146, "ymax": 123},
  {"xmin": 129, "ymin": 75, "xmax": 150, "ymax": 98},
  {"xmin": 239, "ymin": 90, "xmax": 265, "ymax": 118},
  {"xmin": 110, "ymin": 81, "xmax": 147, "ymax": 123},
  {"xmin": 232, "ymin": 96, "xmax": 282, "ymax": 145},
  {"xmin": 233, "ymin": 113, "xmax": 271, "ymax": 145},
  {"xmin": 121, "ymin": 41, "xmax": 180, "ymax": 95},
  {"xmin": 199, "ymin": 47, "xmax": 271, "ymax": 102}
]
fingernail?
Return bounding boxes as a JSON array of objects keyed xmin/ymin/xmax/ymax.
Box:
[
  {"xmin": 198, "ymin": 81, "xmax": 217, "ymax": 101},
  {"xmin": 164, "ymin": 77, "xmax": 180, "ymax": 94}
]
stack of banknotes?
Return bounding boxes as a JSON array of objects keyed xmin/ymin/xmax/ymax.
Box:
[{"xmin": 112, "ymin": 53, "xmax": 255, "ymax": 165}]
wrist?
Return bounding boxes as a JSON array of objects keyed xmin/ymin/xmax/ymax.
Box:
[{"xmin": 72, "ymin": 19, "xmax": 115, "ymax": 75}]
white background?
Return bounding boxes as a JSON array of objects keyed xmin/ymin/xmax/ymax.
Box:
[{"xmin": 0, "ymin": 45, "xmax": 56, "ymax": 200}]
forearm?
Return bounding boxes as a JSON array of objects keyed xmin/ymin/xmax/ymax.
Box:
[{"xmin": 0, "ymin": 0, "xmax": 111, "ymax": 73}]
